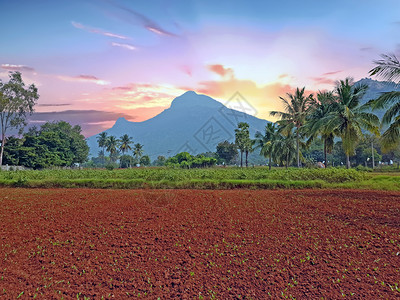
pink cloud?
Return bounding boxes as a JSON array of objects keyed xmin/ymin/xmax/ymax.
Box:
[
  {"xmin": 58, "ymin": 74, "xmax": 110, "ymax": 85},
  {"xmin": 1, "ymin": 64, "xmax": 35, "ymax": 72},
  {"xmin": 207, "ymin": 64, "xmax": 234, "ymax": 78},
  {"xmin": 310, "ymin": 77, "xmax": 336, "ymax": 86}
]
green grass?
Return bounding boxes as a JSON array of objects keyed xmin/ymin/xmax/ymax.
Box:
[{"xmin": 0, "ymin": 167, "xmax": 394, "ymax": 190}]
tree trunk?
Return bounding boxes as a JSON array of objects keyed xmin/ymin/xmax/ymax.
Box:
[
  {"xmin": 269, "ymin": 154, "xmax": 272, "ymax": 170},
  {"xmin": 0, "ymin": 134, "xmax": 5, "ymax": 166},
  {"xmin": 371, "ymin": 141, "xmax": 375, "ymax": 169},
  {"xmin": 286, "ymin": 151, "xmax": 289, "ymax": 169},
  {"xmin": 324, "ymin": 139, "xmax": 327, "ymax": 168},
  {"xmin": 245, "ymin": 150, "xmax": 248, "ymax": 168},
  {"xmin": 240, "ymin": 150, "xmax": 243, "ymax": 168},
  {"xmin": 346, "ymin": 154, "xmax": 350, "ymax": 169},
  {"xmin": 296, "ymin": 132, "xmax": 300, "ymax": 168}
]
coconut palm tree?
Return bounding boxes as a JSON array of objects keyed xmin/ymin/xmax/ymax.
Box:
[
  {"xmin": 106, "ymin": 135, "xmax": 119, "ymax": 162},
  {"xmin": 270, "ymin": 87, "xmax": 315, "ymax": 167},
  {"xmin": 97, "ymin": 132, "xmax": 108, "ymax": 159},
  {"xmin": 304, "ymin": 91, "xmax": 336, "ymax": 167},
  {"xmin": 323, "ymin": 78, "xmax": 380, "ymax": 168},
  {"xmin": 254, "ymin": 123, "xmax": 279, "ymax": 170},
  {"xmin": 119, "ymin": 134, "xmax": 133, "ymax": 155},
  {"xmin": 369, "ymin": 53, "xmax": 400, "ymax": 151},
  {"xmin": 235, "ymin": 122, "xmax": 250, "ymax": 167},
  {"xmin": 274, "ymin": 129, "xmax": 297, "ymax": 169},
  {"xmin": 133, "ymin": 143, "xmax": 144, "ymax": 163}
]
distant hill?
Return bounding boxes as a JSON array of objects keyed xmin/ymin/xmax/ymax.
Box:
[{"xmin": 86, "ymin": 91, "xmax": 269, "ymax": 160}]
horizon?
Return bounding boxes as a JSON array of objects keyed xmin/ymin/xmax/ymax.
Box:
[{"xmin": 1, "ymin": 0, "xmax": 399, "ymax": 137}]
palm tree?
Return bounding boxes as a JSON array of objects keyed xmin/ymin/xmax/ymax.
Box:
[
  {"xmin": 235, "ymin": 122, "xmax": 250, "ymax": 167},
  {"xmin": 119, "ymin": 134, "xmax": 133, "ymax": 155},
  {"xmin": 270, "ymin": 87, "xmax": 315, "ymax": 167},
  {"xmin": 97, "ymin": 132, "xmax": 108, "ymax": 162},
  {"xmin": 254, "ymin": 123, "xmax": 279, "ymax": 169},
  {"xmin": 304, "ymin": 91, "xmax": 336, "ymax": 167},
  {"xmin": 274, "ymin": 129, "xmax": 297, "ymax": 169},
  {"xmin": 133, "ymin": 143, "xmax": 144, "ymax": 163},
  {"xmin": 106, "ymin": 136, "xmax": 119, "ymax": 162},
  {"xmin": 369, "ymin": 53, "xmax": 400, "ymax": 151},
  {"xmin": 324, "ymin": 78, "xmax": 380, "ymax": 168}
]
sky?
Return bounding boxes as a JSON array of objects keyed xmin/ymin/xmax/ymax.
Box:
[{"xmin": 1, "ymin": 0, "xmax": 399, "ymax": 136}]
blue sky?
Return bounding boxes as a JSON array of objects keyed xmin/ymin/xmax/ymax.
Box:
[{"xmin": 1, "ymin": 0, "xmax": 399, "ymax": 136}]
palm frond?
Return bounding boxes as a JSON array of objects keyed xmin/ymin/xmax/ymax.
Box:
[
  {"xmin": 382, "ymin": 101, "xmax": 400, "ymax": 124},
  {"xmin": 369, "ymin": 53, "xmax": 400, "ymax": 82},
  {"xmin": 380, "ymin": 117, "xmax": 400, "ymax": 152},
  {"xmin": 372, "ymin": 91, "xmax": 400, "ymax": 110}
]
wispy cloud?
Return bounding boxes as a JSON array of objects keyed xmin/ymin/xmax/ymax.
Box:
[
  {"xmin": 58, "ymin": 74, "xmax": 110, "ymax": 85},
  {"xmin": 71, "ymin": 21, "xmax": 129, "ymax": 40},
  {"xmin": 1, "ymin": 64, "xmax": 35, "ymax": 72},
  {"xmin": 110, "ymin": 3, "xmax": 177, "ymax": 37},
  {"xmin": 111, "ymin": 42, "xmax": 137, "ymax": 50},
  {"xmin": 310, "ymin": 77, "xmax": 336, "ymax": 85},
  {"xmin": 322, "ymin": 70, "xmax": 342, "ymax": 76},
  {"xmin": 37, "ymin": 103, "xmax": 71, "ymax": 107}
]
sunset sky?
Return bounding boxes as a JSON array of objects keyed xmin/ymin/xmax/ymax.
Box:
[{"xmin": 1, "ymin": 0, "xmax": 399, "ymax": 136}]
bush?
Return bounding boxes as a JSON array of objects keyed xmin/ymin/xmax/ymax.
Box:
[{"xmin": 105, "ymin": 163, "xmax": 117, "ymax": 171}]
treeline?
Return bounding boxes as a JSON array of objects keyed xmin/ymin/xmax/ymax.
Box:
[
  {"xmin": 88, "ymin": 132, "xmax": 150, "ymax": 169},
  {"xmin": 3, "ymin": 121, "xmax": 88, "ymax": 169},
  {"xmin": 249, "ymin": 75, "xmax": 400, "ymax": 169}
]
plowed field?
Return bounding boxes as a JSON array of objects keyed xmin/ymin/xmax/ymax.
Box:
[{"xmin": 0, "ymin": 188, "xmax": 399, "ymax": 299}]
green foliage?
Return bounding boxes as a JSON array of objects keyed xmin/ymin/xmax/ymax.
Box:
[
  {"xmin": 105, "ymin": 163, "xmax": 117, "ymax": 171},
  {"xmin": 235, "ymin": 122, "xmax": 252, "ymax": 167},
  {"xmin": 119, "ymin": 155, "xmax": 133, "ymax": 168},
  {"xmin": 216, "ymin": 140, "xmax": 238, "ymax": 164},
  {"xmin": 140, "ymin": 155, "xmax": 151, "ymax": 166},
  {"xmin": 152, "ymin": 155, "xmax": 166, "ymax": 166},
  {"xmin": 0, "ymin": 71, "xmax": 39, "ymax": 165},
  {"xmin": 165, "ymin": 152, "xmax": 217, "ymax": 168},
  {"xmin": 3, "ymin": 121, "xmax": 89, "ymax": 169},
  {"xmin": 0, "ymin": 167, "xmax": 369, "ymax": 190}
]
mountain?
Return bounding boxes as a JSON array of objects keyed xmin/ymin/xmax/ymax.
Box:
[
  {"xmin": 86, "ymin": 91, "xmax": 269, "ymax": 160},
  {"xmin": 356, "ymin": 78, "xmax": 400, "ymax": 119}
]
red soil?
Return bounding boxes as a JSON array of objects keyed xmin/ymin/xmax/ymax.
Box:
[{"xmin": 0, "ymin": 188, "xmax": 399, "ymax": 299}]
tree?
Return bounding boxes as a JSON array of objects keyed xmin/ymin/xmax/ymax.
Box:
[
  {"xmin": 235, "ymin": 122, "xmax": 250, "ymax": 167},
  {"xmin": 304, "ymin": 91, "xmax": 336, "ymax": 167},
  {"xmin": 153, "ymin": 155, "xmax": 166, "ymax": 166},
  {"xmin": 216, "ymin": 140, "xmax": 238, "ymax": 165},
  {"xmin": 97, "ymin": 132, "xmax": 108, "ymax": 161},
  {"xmin": 0, "ymin": 72, "xmax": 39, "ymax": 165},
  {"xmin": 106, "ymin": 136, "xmax": 119, "ymax": 162},
  {"xmin": 324, "ymin": 78, "xmax": 380, "ymax": 168},
  {"xmin": 369, "ymin": 53, "xmax": 400, "ymax": 151},
  {"xmin": 120, "ymin": 154, "xmax": 134, "ymax": 168},
  {"xmin": 133, "ymin": 143, "xmax": 144, "ymax": 163},
  {"xmin": 274, "ymin": 129, "xmax": 296, "ymax": 168},
  {"xmin": 140, "ymin": 155, "xmax": 151, "ymax": 166},
  {"xmin": 254, "ymin": 123, "xmax": 279, "ymax": 169},
  {"xmin": 11, "ymin": 121, "xmax": 89, "ymax": 169},
  {"xmin": 40, "ymin": 121, "xmax": 89, "ymax": 164},
  {"xmin": 270, "ymin": 87, "xmax": 315, "ymax": 167},
  {"xmin": 119, "ymin": 134, "xmax": 133, "ymax": 155}
]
